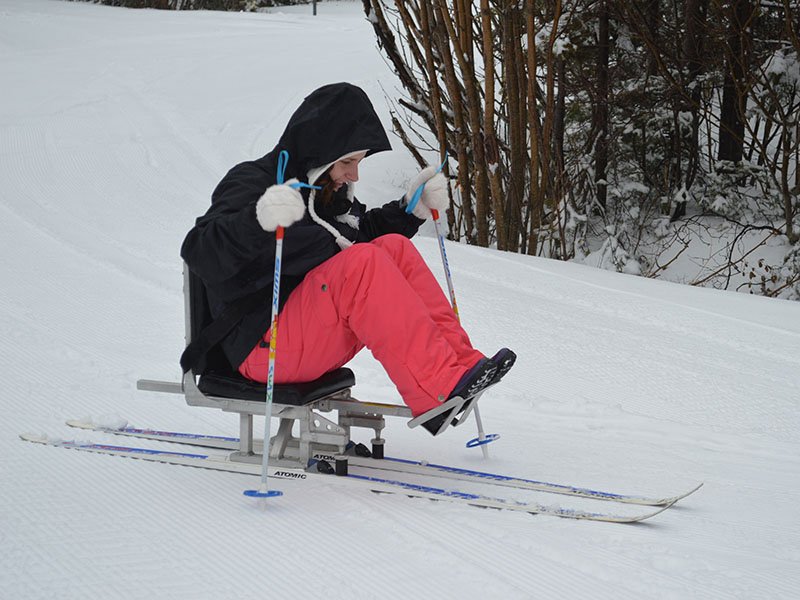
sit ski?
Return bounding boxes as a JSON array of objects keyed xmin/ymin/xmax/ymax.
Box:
[{"xmin": 20, "ymin": 260, "xmax": 701, "ymax": 522}]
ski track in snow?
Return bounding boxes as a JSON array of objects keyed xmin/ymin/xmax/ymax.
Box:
[{"xmin": 2, "ymin": 1, "xmax": 800, "ymax": 599}]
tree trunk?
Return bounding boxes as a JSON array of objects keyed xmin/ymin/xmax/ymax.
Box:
[
  {"xmin": 525, "ymin": 0, "xmax": 543, "ymax": 255},
  {"xmin": 718, "ymin": 0, "xmax": 755, "ymax": 163},
  {"xmin": 430, "ymin": 0, "xmax": 476, "ymax": 242},
  {"xmin": 595, "ymin": 0, "xmax": 610, "ymax": 210},
  {"xmin": 481, "ymin": 0, "xmax": 508, "ymax": 250},
  {"xmin": 669, "ymin": 0, "xmax": 707, "ymax": 220}
]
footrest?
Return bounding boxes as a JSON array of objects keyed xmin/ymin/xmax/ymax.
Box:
[
  {"xmin": 198, "ymin": 368, "xmax": 355, "ymax": 406},
  {"xmin": 407, "ymin": 394, "xmax": 469, "ymax": 436}
]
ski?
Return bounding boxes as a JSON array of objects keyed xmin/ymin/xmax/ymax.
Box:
[
  {"xmin": 21, "ymin": 432, "xmax": 673, "ymax": 523},
  {"xmin": 65, "ymin": 419, "xmax": 702, "ymax": 507},
  {"xmin": 352, "ymin": 456, "xmax": 702, "ymax": 506}
]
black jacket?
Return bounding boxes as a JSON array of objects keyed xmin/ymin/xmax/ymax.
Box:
[{"xmin": 180, "ymin": 83, "xmax": 424, "ymax": 370}]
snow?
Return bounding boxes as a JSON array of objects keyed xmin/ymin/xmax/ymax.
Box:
[
  {"xmin": 764, "ymin": 48, "xmax": 800, "ymax": 88},
  {"xmin": 2, "ymin": 1, "xmax": 800, "ymax": 598}
]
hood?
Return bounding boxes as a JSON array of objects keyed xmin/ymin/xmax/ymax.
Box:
[{"xmin": 258, "ymin": 83, "xmax": 391, "ymax": 183}]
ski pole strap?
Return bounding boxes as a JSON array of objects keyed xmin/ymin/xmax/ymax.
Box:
[
  {"xmin": 404, "ymin": 159, "xmax": 447, "ymax": 215},
  {"xmin": 276, "ymin": 150, "xmax": 289, "ymax": 184},
  {"xmin": 290, "ymin": 181, "xmax": 321, "ymax": 191},
  {"xmin": 277, "ymin": 149, "xmax": 321, "ymax": 190}
]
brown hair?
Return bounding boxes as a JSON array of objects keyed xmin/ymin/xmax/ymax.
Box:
[{"xmin": 313, "ymin": 171, "xmax": 337, "ymax": 207}]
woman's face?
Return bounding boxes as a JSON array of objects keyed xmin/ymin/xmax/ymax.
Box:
[{"xmin": 328, "ymin": 152, "xmax": 367, "ymax": 191}]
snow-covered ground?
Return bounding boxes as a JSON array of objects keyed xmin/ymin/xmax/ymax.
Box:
[{"xmin": 2, "ymin": 1, "xmax": 799, "ymax": 598}]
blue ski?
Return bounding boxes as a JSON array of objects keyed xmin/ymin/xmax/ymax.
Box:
[
  {"xmin": 20, "ymin": 432, "xmax": 674, "ymax": 523},
  {"xmin": 65, "ymin": 420, "xmax": 702, "ymax": 506}
]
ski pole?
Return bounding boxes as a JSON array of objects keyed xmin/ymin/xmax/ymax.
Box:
[
  {"xmin": 244, "ymin": 150, "xmax": 296, "ymax": 500},
  {"xmin": 429, "ymin": 207, "xmax": 495, "ymax": 459},
  {"xmin": 244, "ymin": 152, "xmax": 321, "ymax": 501},
  {"xmin": 406, "ymin": 164, "xmax": 498, "ymax": 454},
  {"xmin": 243, "ymin": 223, "xmax": 285, "ymax": 499}
]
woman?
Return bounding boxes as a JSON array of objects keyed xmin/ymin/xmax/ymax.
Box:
[{"xmin": 181, "ymin": 83, "xmax": 514, "ymax": 435}]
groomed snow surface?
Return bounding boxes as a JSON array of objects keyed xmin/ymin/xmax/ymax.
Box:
[{"xmin": 2, "ymin": 1, "xmax": 799, "ymax": 598}]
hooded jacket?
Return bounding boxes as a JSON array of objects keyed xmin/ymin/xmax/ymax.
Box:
[{"xmin": 181, "ymin": 83, "xmax": 424, "ymax": 371}]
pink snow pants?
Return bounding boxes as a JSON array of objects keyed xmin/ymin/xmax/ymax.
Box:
[{"xmin": 239, "ymin": 233, "xmax": 485, "ymax": 416}]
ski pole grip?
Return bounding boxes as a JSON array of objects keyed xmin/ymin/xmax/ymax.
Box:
[{"xmin": 404, "ymin": 160, "xmax": 447, "ymax": 216}]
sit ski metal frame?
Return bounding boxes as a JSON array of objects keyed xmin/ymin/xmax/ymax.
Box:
[{"xmin": 136, "ymin": 266, "xmax": 424, "ymax": 470}]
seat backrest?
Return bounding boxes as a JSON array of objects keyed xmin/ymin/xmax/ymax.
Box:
[{"xmin": 183, "ymin": 264, "xmax": 234, "ymax": 376}]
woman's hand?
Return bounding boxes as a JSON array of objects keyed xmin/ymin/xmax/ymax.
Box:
[
  {"xmin": 256, "ymin": 179, "xmax": 306, "ymax": 232},
  {"xmin": 405, "ymin": 166, "xmax": 448, "ymax": 220}
]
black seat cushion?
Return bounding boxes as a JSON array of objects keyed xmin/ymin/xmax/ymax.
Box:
[{"xmin": 198, "ymin": 368, "xmax": 355, "ymax": 406}]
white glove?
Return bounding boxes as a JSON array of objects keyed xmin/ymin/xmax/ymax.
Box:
[
  {"xmin": 256, "ymin": 179, "xmax": 306, "ymax": 232},
  {"xmin": 405, "ymin": 166, "xmax": 449, "ymax": 220}
]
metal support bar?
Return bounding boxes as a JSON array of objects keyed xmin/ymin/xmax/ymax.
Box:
[
  {"xmin": 137, "ymin": 373, "xmax": 414, "ymax": 469},
  {"xmin": 239, "ymin": 413, "xmax": 254, "ymax": 455}
]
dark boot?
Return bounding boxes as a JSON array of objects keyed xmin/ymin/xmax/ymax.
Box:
[
  {"xmin": 421, "ymin": 358, "xmax": 497, "ymax": 436},
  {"xmin": 489, "ymin": 348, "xmax": 516, "ymax": 384}
]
